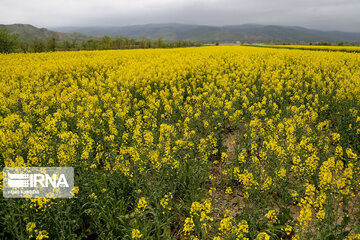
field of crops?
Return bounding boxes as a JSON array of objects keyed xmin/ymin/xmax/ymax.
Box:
[
  {"xmin": 255, "ymin": 45, "xmax": 360, "ymax": 53},
  {"xmin": 1, "ymin": 46, "xmax": 360, "ymax": 239}
]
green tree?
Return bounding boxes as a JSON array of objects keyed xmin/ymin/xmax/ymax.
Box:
[
  {"xmin": 71, "ymin": 40, "xmax": 78, "ymax": 50},
  {"xmin": 112, "ymin": 36, "xmax": 124, "ymax": 49},
  {"xmin": 100, "ymin": 36, "xmax": 112, "ymax": 50},
  {"xmin": 176, "ymin": 40, "xmax": 183, "ymax": 48},
  {"xmin": 33, "ymin": 37, "xmax": 45, "ymax": 52},
  {"xmin": 83, "ymin": 39, "xmax": 98, "ymax": 50},
  {"xmin": 139, "ymin": 37, "xmax": 148, "ymax": 49},
  {"xmin": 62, "ymin": 40, "xmax": 72, "ymax": 51},
  {"xmin": 47, "ymin": 35, "xmax": 57, "ymax": 52},
  {"xmin": 146, "ymin": 39, "xmax": 152, "ymax": 48},
  {"xmin": 155, "ymin": 37, "xmax": 164, "ymax": 48},
  {"xmin": 20, "ymin": 41, "xmax": 30, "ymax": 53},
  {"xmin": 128, "ymin": 38, "xmax": 135, "ymax": 49},
  {"xmin": 0, "ymin": 29, "xmax": 19, "ymax": 53},
  {"xmin": 123, "ymin": 38, "xmax": 130, "ymax": 49}
]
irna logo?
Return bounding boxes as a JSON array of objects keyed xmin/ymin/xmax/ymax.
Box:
[
  {"xmin": 7, "ymin": 173, "xmax": 69, "ymax": 188},
  {"xmin": 3, "ymin": 167, "xmax": 74, "ymax": 198}
]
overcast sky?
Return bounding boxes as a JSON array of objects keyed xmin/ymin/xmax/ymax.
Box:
[{"xmin": 1, "ymin": 0, "xmax": 359, "ymax": 32}]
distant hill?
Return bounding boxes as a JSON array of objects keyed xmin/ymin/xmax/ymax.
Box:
[
  {"xmin": 2, "ymin": 23, "xmax": 360, "ymax": 43},
  {"xmin": 52, "ymin": 23, "xmax": 360, "ymax": 43},
  {"xmin": 0, "ymin": 24, "xmax": 101, "ymax": 41}
]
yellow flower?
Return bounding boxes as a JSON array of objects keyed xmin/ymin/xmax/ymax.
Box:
[
  {"xmin": 335, "ymin": 145, "xmax": 343, "ymax": 157},
  {"xmin": 256, "ymin": 232, "xmax": 270, "ymax": 240},
  {"xmin": 136, "ymin": 197, "xmax": 148, "ymax": 213},
  {"xmin": 72, "ymin": 186, "xmax": 79, "ymax": 198},
  {"xmin": 26, "ymin": 222, "xmax": 36, "ymax": 232},
  {"xmin": 183, "ymin": 218, "xmax": 195, "ymax": 235},
  {"xmin": 236, "ymin": 220, "xmax": 249, "ymax": 239},
  {"xmin": 276, "ymin": 167, "xmax": 286, "ymax": 179},
  {"xmin": 266, "ymin": 210, "xmax": 278, "ymax": 222},
  {"xmin": 331, "ymin": 132, "xmax": 341, "ymax": 143},
  {"xmin": 73, "ymin": 186, "xmax": 79, "ymax": 194},
  {"xmin": 218, "ymin": 216, "xmax": 233, "ymax": 235},
  {"xmin": 316, "ymin": 210, "xmax": 326, "ymax": 221},
  {"xmin": 89, "ymin": 193, "xmax": 97, "ymax": 200},
  {"xmin": 225, "ymin": 187, "xmax": 233, "ymax": 195},
  {"xmin": 297, "ymin": 203, "xmax": 312, "ymax": 229},
  {"xmin": 132, "ymin": 229, "xmax": 143, "ymax": 239},
  {"xmin": 208, "ymin": 187, "xmax": 216, "ymax": 197},
  {"xmin": 36, "ymin": 230, "xmax": 49, "ymax": 240},
  {"xmin": 209, "ymin": 175, "xmax": 217, "ymax": 181},
  {"xmin": 160, "ymin": 192, "xmax": 173, "ymax": 213},
  {"xmin": 221, "ymin": 152, "xmax": 228, "ymax": 162},
  {"xmin": 282, "ymin": 225, "xmax": 293, "ymax": 235}
]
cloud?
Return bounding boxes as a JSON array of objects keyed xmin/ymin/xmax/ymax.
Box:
[{"xmin": 0, "ymin": 0, "xmax": 359, "ymax": 32}]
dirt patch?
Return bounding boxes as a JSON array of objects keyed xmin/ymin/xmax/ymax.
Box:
[{"xmin": 222, "ymin": 130, "xmax": 237, "ymax": 160}]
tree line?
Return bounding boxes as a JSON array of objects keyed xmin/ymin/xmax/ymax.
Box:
[{"xmin": 0, "ymin": 29, "xmax": 201, "ymax": 53}]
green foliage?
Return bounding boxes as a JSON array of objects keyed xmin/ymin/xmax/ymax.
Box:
[
  {"xmin": 155, "ymin": 37, "xmax": 164, "ymax": 48},
  {"xmin": 47, "ymin": 35, "xmax": 57, "ymax": 52},
  {"xmin": 33, "ymin": 37, "xmax": 46, "ymax": 52},
  {"xmin": 20, "ymin": 42, "xmax": 30, "ymax": 53},
  {"xmin": 99, "ymin": 36, "xmax": 112, "ymax": 50},
  {"xmin": 0, "ymin": 29, "xmax": 19, "ymax": 53},
  {"xmin": 0, "ymin": 26, "xmax": 201, "ymax": 53},
  {"xmin": 62, "ymin": 40, "xmax": 72, "ymax": 51}
]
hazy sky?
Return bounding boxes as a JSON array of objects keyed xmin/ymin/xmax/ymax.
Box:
[{"xmin": 1, "ymin": 0, "xmax": 360, "ymax": 32}]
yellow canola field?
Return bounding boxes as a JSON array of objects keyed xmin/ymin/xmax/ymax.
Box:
[
  {"xmin": 259, "ymin": 44, "xmax": 360, "ymax": 52},
  {"xmin": 1, "ymin": 46, "xmax": 360, "ymax": 239}
]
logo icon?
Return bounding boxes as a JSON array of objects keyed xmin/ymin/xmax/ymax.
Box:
[
  {"xmin": 7, "ymin": 173, "xmax": 30, "ymax": 188},
  {"xmin": 3, "ymin": 167, "xmax": 74, "ymax": 198}
]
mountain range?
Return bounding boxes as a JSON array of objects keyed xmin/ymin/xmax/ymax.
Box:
[
  {"xmin": 1, "ymin": 23, "xmax": 360, "ymax": 43},
  {"xmin": 0, "ymin": 24, "xmax": 101, "ymax": 41},
  {"xmin": 51, "ymin": 23, "xmax": 360, "ymax": 42}
]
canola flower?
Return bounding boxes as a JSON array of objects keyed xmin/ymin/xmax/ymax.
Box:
[
  {"xmin": 282, "ymin": 225, "xmax": 293, "ymax": 236},
  {"xmin": 218, "ymin": 209, "xmax": 233, "ymax": 235},
  {"xmin": 36, "ymin": 230, "xmax": 49, "ymax": 240},
  {"xmin": 266, "ymin": 210, "xmax": 278, "ymax": 223},
  {"xmin": 135, "ymin": 197, "xmax": 148, "ymax": 214},
  {"xmin": 236, "ymin": 220, "xmax": 249, "ymax": 240},
  {"xmin": 183, "ymin": 217, "xmax": 195, "ymax": 236},
  {"xmin": 256, "ymin": 44, "xmax": 360, "ymax": 53},
  {"xmin": 26, "ymin": 222, "xmax": 36, "ymax": 232},
  {"xmin": 256, "ymin": 232, "xmax": 271, "ymax": 240},
  {"xmin": 160, "ymin": 192, "xmax": 173, "ymax": 214},
  {"xmin": 1, "ymin": 46, "xmax": 360, "ymax": 239},
  {"xmin": 131, "ymin": 229, "xmax": 143, "ymax": 239},
  {"xmin": 225, "ymin": 187, "xmax": 233, "ymax": 195}
]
